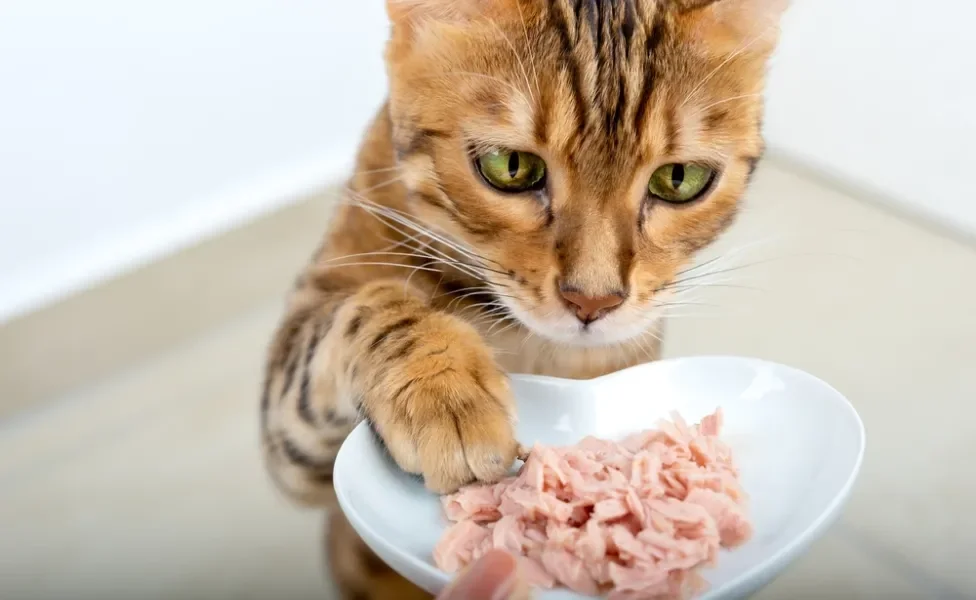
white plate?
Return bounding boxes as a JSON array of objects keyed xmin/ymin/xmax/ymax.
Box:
[{"xmin": 334, "ymin": 356, "xmax": 865, "ymax": 600}]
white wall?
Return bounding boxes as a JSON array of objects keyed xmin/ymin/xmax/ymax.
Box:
[
  {"xmin": 765, "ymin": 0, "xmax": 976, "ymax": 236},
  {"xmin": 1, "ymin": 0, "xmax": 972, "ymax": 324},
  {"xmin": 0, "ymin": 0, "xmax": 390, "ymax": 323}
]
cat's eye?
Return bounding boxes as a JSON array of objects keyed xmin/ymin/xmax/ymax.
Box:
[
  {"xmin": 476, "ymin": 150, "xmax": 547, "ymax": 193},
  {"xmin": 648, "ymin": 163, "xmax": 715, "ymax": 204}
]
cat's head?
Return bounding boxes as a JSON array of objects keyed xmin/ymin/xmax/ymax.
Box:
[{"xmin": 383, "ymin": 0, "xmax": 787, "ymax": 347}]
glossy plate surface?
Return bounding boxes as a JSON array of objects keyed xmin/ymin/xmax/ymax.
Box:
[{"xmin": 334, "ymin": 356, "xmax": 866, "ymax": 599}]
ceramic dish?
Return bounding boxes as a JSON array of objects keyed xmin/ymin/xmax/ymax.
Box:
[{"xmin": 334, "ymin": 356, "xmax": 866, "ymax": 599}]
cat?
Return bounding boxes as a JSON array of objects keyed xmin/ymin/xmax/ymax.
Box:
[{"xmin": 260, "ymin": 0, "xmax": 787, "ymax": 597}]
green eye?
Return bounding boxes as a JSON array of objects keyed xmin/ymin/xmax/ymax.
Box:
[
  {"xmin": 648, "ymin": 163, "xmax": 715, "ymax": 203},
  {"xmin": 476, "ymin": 150, "xmax": 547, "ymax": 193}
]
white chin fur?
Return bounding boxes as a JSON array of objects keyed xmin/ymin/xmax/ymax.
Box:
[{"xmin": 501, "ymin": 298, "xmax": 658, "ymax": 349}]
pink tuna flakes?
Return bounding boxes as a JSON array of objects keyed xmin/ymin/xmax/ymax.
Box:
[{"xmin": 433, "ymin": 409, "xmax": 750, "ymax": 599}]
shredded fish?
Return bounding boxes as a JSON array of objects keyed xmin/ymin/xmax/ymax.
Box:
[{"xmin": 433, "ymin": 409, "xmax": 750, "ymax": 599}]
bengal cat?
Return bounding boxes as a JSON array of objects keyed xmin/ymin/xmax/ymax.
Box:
[{"xmin": 260, "ymin": 0, "xmax": 787, "ymax": 597}]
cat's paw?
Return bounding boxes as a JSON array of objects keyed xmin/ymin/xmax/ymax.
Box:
[{"xmin": 369, "ymin": 315, "xmax": 518, "ymax": 494}]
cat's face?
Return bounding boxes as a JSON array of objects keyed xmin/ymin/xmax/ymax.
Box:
[{"xmin": 385, "ymin": 0, "xmax": 786, "ymax": 347}]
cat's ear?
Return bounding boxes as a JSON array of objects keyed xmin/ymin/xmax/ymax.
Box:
[{"xmin": 674, "ymin": 0, "xmax": 789, "ymax": 56}]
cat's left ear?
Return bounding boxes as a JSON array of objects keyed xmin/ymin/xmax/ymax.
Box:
[{"xmin": 673, "ymin": 0, "xmax": 790, "ymax": 57}]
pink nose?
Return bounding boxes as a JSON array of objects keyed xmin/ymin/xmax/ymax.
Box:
[{"xmin": 559, "ymin": 285, "xmax": 625, "ymax": 324}]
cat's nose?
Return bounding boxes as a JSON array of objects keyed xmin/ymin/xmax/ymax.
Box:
[{"xmin": 558, "ymin": 284, "xmax": 626, "ymax": 324}]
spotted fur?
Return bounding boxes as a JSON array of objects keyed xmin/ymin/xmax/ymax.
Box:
[{"xmin": 261, "ymin": 0, "xmax": 787, "ymax": 597}]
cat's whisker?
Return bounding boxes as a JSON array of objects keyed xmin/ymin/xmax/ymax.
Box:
[
  {"xmin": 628, "ymin": 324, "xmax": 663, "ymax": 358},
  {"xmin": 377, "ymin": 235, "xmax": 445, "ymax": 262},
  {"xmin": 660, "ymin": 284, "xmax": 727, "ymax": 310},
  {"xmin": 485, "ymin": 305, "xmax": 523, "ymax": 335},
  {"xmin": 664, "ymin": 237, "xmax": 788, "ymax": 290},
  {"xmin": 470, "ymin": 311, "xmax": 512, "ymax": 329},
  {"xmin": 312, "ymin": 261, "xmax": 442, "ymax": 274},
  {"xmin": 469, "ymin": 306, "xmax": 515, "ymax": 327},
  {"xmin": 345, "ymin": 175, "xmax": 404, "ymax": 197},
  {"xmin": 324, "ymin": 235, "xmax": 487, "ymax": 287},
  {"xmin": 432, "ymin": 284, "xmax": 498, "ymax": 299},
  {"xmin": 346, "ymin": 170, "xmax": 508, "ymax": 275},
  {"xmin": 389, "ymin": 227, "xmax": 513, "ymax": 288},
  {"xmin": 464, "ymin": 300, "xmax": 510, "ymax": 315},
  {"xmin": 480, "ymin": 16, "xmax": 536, "ymax": 105},
  {"xmin": 653, "ymin": 300, "xmax": 722, "ymax": 309},
  {"xmin": 514, "ymin": 0, "xmax": 542, "ymax": 100},
  {"xmin": 673, "ymin": 240, "xmax": 769, "ymax": 278},
  {"xmin": 426, "ymin": 271, "xmax": 448, "ymax": 304},
  {"xmin": 696, "ymin": 93, "xmax": 764, "ymax": 113},
  {"xmin": 404, "ymin": 260, "xmax": 441, "ymax": 290},
  {"xmin": 443, "ymin": 290, "xmax": 516, "ymax": 311},
  {"xmin": 447, "ymin": 294, "xmax": 517, "ymax": 317},
  {"xmin": 631, "ymin": 331, "xmax": 659, "ymax": 360},
  {"xmin": 673, "ymin": 254, "xmax": 727, "ymax": 280},
  {"xmin": 345, "ymin": 199, "xmax": 494, "ymax": 282},
  {"xmin": 403, "ymin": 263, "xmax": 430, "ymax": 293},
  {"xmin": 364, "ymin": 197, "xmax": 511, "ymax": 272},
  {"xmin": 473, "ymin": 310, "xmax": 508, "ymax": 330},
  {"xmin": 665, "ymin": 255, "xmax": 785, "ymax": 290},
  {"xmin": 347, "ymin": 195, "xmax": 507, "ymax": 274},
  {"xmin": 665, "ymin": 272, "xmax": 762, "ymax": 297},
  {"xmin": 661, "ymin": 310, "xmax": 729, "ymax": 320},
  {"xmin": 496, "ymin": 302, "xmax": 555, "ymax": 340},
  {"xmin": 397, "ymin": 233, "xmax": 490, "ymax": 281},
  {"xmin": 488, "ymin": 316, "xmax": 523, "ymax": 337},
  {"xmin": 491, "ymin": 348, "xmax": 519, "ymax": 357},
  {"xmin": 659, "ymin": 284, "xmax": 713, "ymax": 310},
  {"xmin": 680, "ymin": 16, "xmax": 781, "ymax": 108},
  {"xmin": 324, "ymin": 207, "xmax": 495, "ymax": 287},
  {"xmin": 350, "ymin": 165, "xmax": 403, "ymax": 178},
  {"xmin": 465, "ymin": 295, "xmax": 519, "ymax": 309},
  {"xmin": 665, "ymin": 282, "xmax": 764, "ymax": 293},
  {"xmin": 465, "ymin": 298, "xmax": 511, "ymax": 314},
  {"xmin": 517, "ymin": 328, "xmax": 536, "ymax": 354},
  {"xmin": 319, "ymin": 250, "xmax": 469, "ymax": 268},
  {"xmin": 375, "ymin": 234, "xmax": 420, "ymax": 254},
  {"xmin": 675, "ymin": 235, "xmax": 786, "ymax": 278},
  {"xmin": 450, "ymin": 294, "xmax": 513, "ymax": 315},
  {"xmin": 644, "ymin": 330, "xmax": 662, "ymax": 356}
]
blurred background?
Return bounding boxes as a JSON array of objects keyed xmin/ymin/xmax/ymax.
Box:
[{"xmin": 0, "ymin": 1, "xmax": 973, "ymax": 599}]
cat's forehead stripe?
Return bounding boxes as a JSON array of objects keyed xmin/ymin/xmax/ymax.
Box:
[{"xmin": 546, "ymin": 0, "xmax": 672, "ymax": 152}]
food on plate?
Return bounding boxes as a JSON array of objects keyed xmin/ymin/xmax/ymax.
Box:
[{"xmin": 433, "ymin": 409, "xmax": 749, "ymax": 599}]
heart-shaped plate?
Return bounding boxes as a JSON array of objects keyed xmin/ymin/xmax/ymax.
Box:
[{"xmin": 334, "ymin": 356, "xmax": 865, "ymax": 599}]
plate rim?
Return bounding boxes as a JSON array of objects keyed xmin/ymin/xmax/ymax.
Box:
[{"xmin": 334, "ymin": 354, "xmax": 866, "ymax": 598}]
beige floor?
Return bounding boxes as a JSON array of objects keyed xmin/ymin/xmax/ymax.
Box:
[{"xmin": 2, "ymin": 161, "xmax": 975, "ymax": 599}]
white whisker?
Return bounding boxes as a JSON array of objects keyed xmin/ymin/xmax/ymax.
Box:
[
  {"xmin": 345, "ymin": 198, "xmax": 490, "ymax": 281},
  {"xmin": 514, "ymin": 0, "xmax": 541, "ymax": 99},
  {"xmin": 313, "ymin": 262, "xmax": 442, "ymax": 274},
  {"xmin": 351, "ymin": 165, "xmax": 402, "ymax": 178},
  {"xmin": 696, "ymin": 93, "xmax": 764, "ymax": 113},
  {"xmin": 347, "ymin": 194, "xmax": 505, "ymax": 272},
  {"xmin": 680, "ymin": 18, "xmax": 781, "ymax": 108},
  {"xmin": 481, "ymin": 16, "xmax": 536, "ymax": 105}
]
